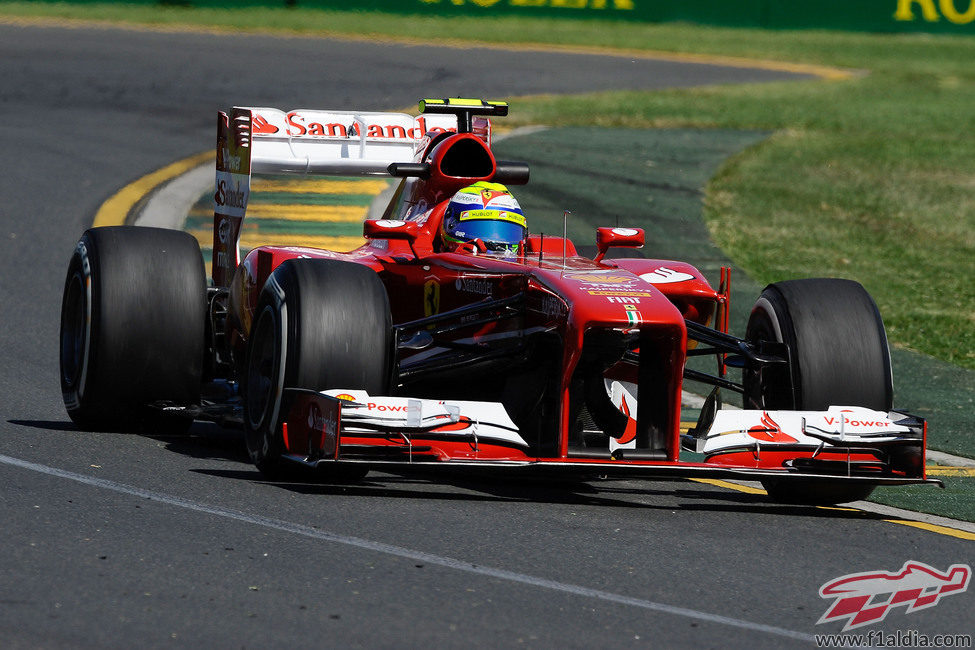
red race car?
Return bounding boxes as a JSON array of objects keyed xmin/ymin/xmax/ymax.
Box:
[{"xmin": 59, "ymin": 98, "xmax": 939, "ymax": 504}]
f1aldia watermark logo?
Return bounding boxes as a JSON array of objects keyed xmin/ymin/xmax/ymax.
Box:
[{"xmin": 817, "ymin": 561, "xmax": 971, "ymax": 631}]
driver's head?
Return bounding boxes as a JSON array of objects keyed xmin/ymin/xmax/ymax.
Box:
[{"xmin": 440, "ymin": 182, "xmax": 526, "ymax": 257}]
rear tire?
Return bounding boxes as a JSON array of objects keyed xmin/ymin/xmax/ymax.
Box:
[
  {"xmin": 59, "ymin": 227, "xmax": 206, "ymax": 432},
  {"xmin": 743, "ymin": 278, "xmax": 893, "ymax": 504},
  {"xmin": 243, "ymin": 260, "xmax": 392, "ymax": 479}
]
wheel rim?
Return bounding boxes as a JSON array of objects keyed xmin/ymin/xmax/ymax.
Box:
[{"xmin": 744, "ymin": 307, "xmax": 776, "ymax": 409}]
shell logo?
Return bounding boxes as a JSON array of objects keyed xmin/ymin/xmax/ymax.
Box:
[
  {"xmin": 747, "ymin": 412, "xmax": 797, "ymax": 444},
  {"xmin": 334, "ymin": 394, "xmax": 356, "ymax": 402}
]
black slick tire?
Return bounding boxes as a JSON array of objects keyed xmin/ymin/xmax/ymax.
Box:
[
  {"xmin": 744, "ymin": 278, "xmax": 892, "ymax": 411},
  {"xmin": 59, "ymin": 226, "xmax": 206, "ymax": 432},
  {"xmin": 243, "ymin": 259, "xmax": 392, "ymax": 480},
  {"xmin": 743, "ymin": 278, "xmax": 893, "ymax": 504}
]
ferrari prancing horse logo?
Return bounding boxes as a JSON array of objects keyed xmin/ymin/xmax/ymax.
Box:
[{"xmin": 423, "ymin": 280, "xmax": 440, "ymax": 317}]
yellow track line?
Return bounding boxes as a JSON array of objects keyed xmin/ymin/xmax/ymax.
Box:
[
  {"xmin": 91, "ymin": 158, "xmax": 379, "ymax": 227},
  {"xmin": 691, "ymin": 478, "xmax": 767, "ymax": 495},
  {"xmin": 882, "ymin": 519, "xmax": 975, "ymax": 541},
  {"xmin": 692, "ymin": 478, "xmax": 975, "ymax": 540},
  {"xmin": 93, "ymin": 151, "xmax": 213, "ymax": 228},
  {"xmin": 925, "ymin": 466, "xmax": 975, "ymax": 477}
]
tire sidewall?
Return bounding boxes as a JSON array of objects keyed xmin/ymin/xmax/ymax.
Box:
[
  {"xmin": 745, "ymin": 279, "xmax": 892, "ymax": 411},
  {"xmin": 60, "ymin": 236, "xmax": 96, "ymax": 418},
  {"xmin": 244, "ymin": 277, "xmax": 289, "ymax": 470},
  {"xmin": 744, "ymin": 288, "xmax": 797, "ymax": 409}
]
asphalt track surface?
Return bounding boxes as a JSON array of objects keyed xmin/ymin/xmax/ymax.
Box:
[{"xmin": 0, "ymin": 21, "xmax": 971, "ymax": 649}]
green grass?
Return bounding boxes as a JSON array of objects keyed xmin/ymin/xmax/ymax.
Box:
[{"xmin": 4, "ymin": 2, "xmax": 974, "ymax": 368}]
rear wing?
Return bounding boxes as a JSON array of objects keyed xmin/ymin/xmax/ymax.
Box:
[
  {"xmin": 211, "ymin": 105, "xmax": 474, "ymax": 285},
  {"xmin": 245, "ymin": 107, "xmax": 462, "ymax": 175}
]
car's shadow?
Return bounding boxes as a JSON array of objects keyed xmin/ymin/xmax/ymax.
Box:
[
  {"xmin": 7, "ymin": 418, "xmax": 894, "ymax": 521},
  {"xmin": 195, "ymin": 465, "xmax": 896, "ymax": 521},
  {"xmin": 8, "ymin": 419, "xmax": 84, "ymax": 432},
  {"xmin": 8, "ymin": 418, "xmax": 251, "ymax": 464}
]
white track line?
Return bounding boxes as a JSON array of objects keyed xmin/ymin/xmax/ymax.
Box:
[
  {"xmin": 927, "ymin": 449, "xmax": 975, "ymax": 468},
  {"xmin": 0, "ymin": 452, "xmax": 815, "ymax": 643}
]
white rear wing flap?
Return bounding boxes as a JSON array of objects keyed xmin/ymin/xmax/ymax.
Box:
[{"xmin": 246, "ymin": 107, "xmax": 459, "ymax": 175}]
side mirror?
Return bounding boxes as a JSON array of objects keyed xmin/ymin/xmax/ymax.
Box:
[
  {"xmin": 363, "ymin": 219, "xmax": 419, "ymax": 242},
  {"xmin": 594, "ymin": 227, "xmax": 644, "ymax": 263},
  {"xmin": 493, "ymin": 161, "xmax": 530, "ymax": 185},
  {"xmin": 387, "ymin": 163, "xmax": 431, "ymax": 178}
]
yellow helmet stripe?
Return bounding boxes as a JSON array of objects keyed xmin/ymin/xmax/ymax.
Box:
[{"xmin": 459, "ymin": 210, "xmax": 527, "ymax": 227}]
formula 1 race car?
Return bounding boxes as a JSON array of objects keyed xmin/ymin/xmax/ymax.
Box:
[{"xmin": 59, "ymin": 98, "xmax": 940, "ymax": 505}]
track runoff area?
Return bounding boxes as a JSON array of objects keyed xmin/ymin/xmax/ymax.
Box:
[{"xmin": 92, "ymin": 119, "xmax": 975, "ymax": 540}]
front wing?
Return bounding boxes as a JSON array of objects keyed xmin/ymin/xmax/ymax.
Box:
[{"xmin": 277, "ymin": 389, "xmax": 940, "ymax": 489}]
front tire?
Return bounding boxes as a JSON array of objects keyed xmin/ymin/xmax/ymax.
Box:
[
  {"xmin": 743, "ymin": 278, "xmax": 893, "ymax": 504},
  {"xmin": 59, "ymin": 227, "xmax": 206, "ymax": 431},
  {"xmin": 243, "ymin": 259, "xmax": 392, "ymax": 479},
  {"xmin": 744, "ymin": 278, "xmax": 892, "ymax": 411}
]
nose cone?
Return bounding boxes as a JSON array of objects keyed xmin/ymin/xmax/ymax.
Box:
[{"xmin": 545, "ymin": 267, "xmax": 686, "ymax": 331}]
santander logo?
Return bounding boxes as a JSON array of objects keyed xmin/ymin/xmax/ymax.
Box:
[
  {"xmin": 251, "ymin": 112, "xmax": 455, "ymax": 140},
  {"xmin": 640, "ymin": 267, "xmax": 695, "ymax": 284},
  {"xmin": 251, "ymin": 114, "xmax": 279, "ymax": 135}
]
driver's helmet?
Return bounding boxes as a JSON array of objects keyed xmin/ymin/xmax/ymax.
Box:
[{"xmin": 440, "ymin": 181, "xmax": 526, "ymax": 257}]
